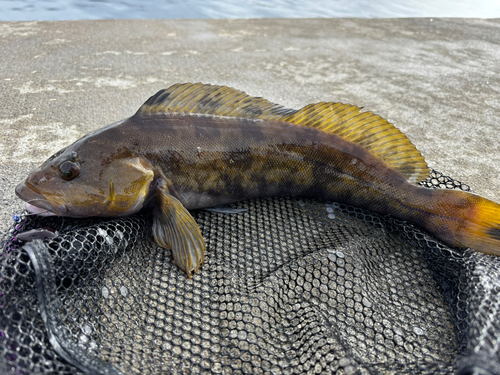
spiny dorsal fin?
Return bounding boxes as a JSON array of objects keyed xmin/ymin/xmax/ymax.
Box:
[
  {"xmin": 136, "ymin": 83, "xmax": 429, "ymax": 183},
  {"xmin": 136, "ymin": 82, "xmax": 296, "ymax": 118}
]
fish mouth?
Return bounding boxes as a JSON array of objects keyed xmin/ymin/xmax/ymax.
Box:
[{"xmin": 15, "ymin": 182, "xmax": 59, "ymax": 217}]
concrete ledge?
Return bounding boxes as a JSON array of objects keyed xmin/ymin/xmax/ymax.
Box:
[{"xmin": 1, "ymin": 18, "xmax": 499, "ymax": 231}]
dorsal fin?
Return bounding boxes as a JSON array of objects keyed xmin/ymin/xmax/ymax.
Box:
[
  {"xmin": 136, "ymin": 82, "xmax": 296, "ymax": 119},
  {"xmin": 280, "ymin": 103, "xmax": 429, "ymax": 182},
  {"xmin": 136, "ymin": 83, "xmax": 429, "ymax": 183}
]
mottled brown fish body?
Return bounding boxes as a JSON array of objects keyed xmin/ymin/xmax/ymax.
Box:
[
  {"xmin": 77, "ymin": 112, "xmax": 461, "ymax": 246},
  {"xmin": 85, "ymin": 113, "xmax": 409, "ymax": 211}
]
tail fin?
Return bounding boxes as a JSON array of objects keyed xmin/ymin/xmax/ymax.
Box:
[
  {"xmin": 461, "ymin": 195, "xmax": 500, "ymax": 255},
  {"xmin": 422, "ymin": 189, "xmax": 500, "ymax": 255}
]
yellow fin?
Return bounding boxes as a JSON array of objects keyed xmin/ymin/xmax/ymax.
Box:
[
  {"xmin": 137, "ymin": 83, "xmax": 428, "ymax": 182},
  {"xmin": 152, "ymin": 177, "xmax": 205, "ymax": 278},
  {"xmin": 136, "ymin": 82, "xmax": 295, "ymax": 119},
  {"xmin": 280, "ymin": 103, "xmax": 429, "ymax": 182}
]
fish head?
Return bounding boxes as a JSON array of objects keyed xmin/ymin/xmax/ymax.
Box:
[{"xmin": 16, "ymin": 145, "xmax": 155, "ymax": 218}]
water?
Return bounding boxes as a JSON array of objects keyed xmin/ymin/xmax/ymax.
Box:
[{"xmin": 1, "ymin": 0, "xmax": 499, "ymax": 21}]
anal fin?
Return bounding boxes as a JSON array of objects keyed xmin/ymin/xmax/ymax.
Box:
[{"xmin": 204, "ymin": 205, "xmax": 248, "ymax": 214}]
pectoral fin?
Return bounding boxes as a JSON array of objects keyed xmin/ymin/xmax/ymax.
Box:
[{"xmin": 152, "ymin": 178, "xmax": 205, "ymax": 277}]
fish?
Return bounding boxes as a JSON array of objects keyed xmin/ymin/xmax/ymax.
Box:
[{"xmin": 15, "ymin": 83, "xmax": 500, "ymax": 277}]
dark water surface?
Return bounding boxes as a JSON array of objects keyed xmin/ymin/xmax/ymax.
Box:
[{"xmin": 1, "ymin": 0, "xmax": 499, "ymax": 21}]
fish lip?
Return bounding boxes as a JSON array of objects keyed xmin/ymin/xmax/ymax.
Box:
[{"xmin": 15, "ymin": 181, "xmax": 59, "ymax": 216}]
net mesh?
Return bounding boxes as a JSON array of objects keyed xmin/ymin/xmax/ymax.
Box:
[{"xmin": 1, "ymin": 170, "xmax": 499, "ymax": 374}]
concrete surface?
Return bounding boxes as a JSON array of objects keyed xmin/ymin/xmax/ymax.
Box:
[{"xmin": 1, "ymin": 18, "xmax": 499, "ymax": 234}]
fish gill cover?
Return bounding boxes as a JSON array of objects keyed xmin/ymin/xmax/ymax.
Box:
[{"xmin": 1, "ymin": 171, "xmax": 500, "ymax": 374}]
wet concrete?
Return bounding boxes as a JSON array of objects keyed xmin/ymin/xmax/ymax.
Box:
[{"xmin": 1, "ymin": 18, "xmax": 499, "ymax": 232}]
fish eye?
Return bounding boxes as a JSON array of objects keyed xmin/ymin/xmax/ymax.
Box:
[{"xmin": 59, "ymin": 161, "xmax": 80, "ymax": 181}]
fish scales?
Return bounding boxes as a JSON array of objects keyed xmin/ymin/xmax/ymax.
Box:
[
  {"xmin": 15, "ymin": 83, "xmax": 500, "ymax": 277},
  {"xmin": 101, "ymin": 113, "xmax": 410, "ymax": 213}
]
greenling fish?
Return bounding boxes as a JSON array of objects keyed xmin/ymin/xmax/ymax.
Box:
[{"xmin": 15, "ymin": 83, "xmax": 500, "ymax": 277}]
